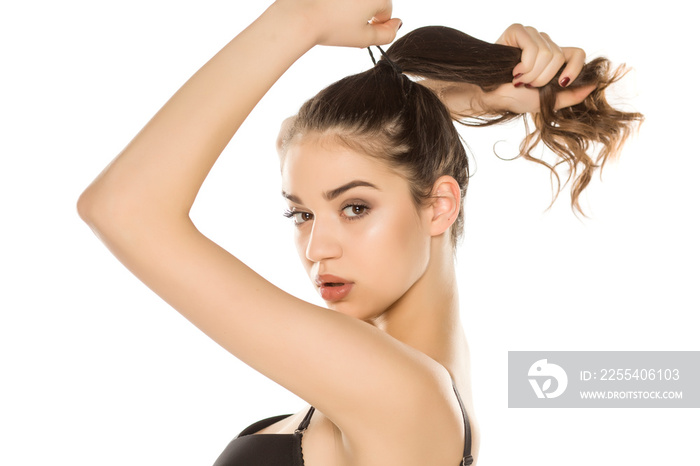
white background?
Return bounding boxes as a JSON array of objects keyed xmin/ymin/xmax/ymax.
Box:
[{"xmin": 1, "ymin": 1, "xmax": 697, "ymax": 465}]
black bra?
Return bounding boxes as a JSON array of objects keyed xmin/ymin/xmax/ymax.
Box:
[{"xmin": 212, "ymin": 380, "xmax": 473, "ymax": 466}]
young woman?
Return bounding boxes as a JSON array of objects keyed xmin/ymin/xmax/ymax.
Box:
[{"xmin": 77, "ymin": 1, "xmax": 641, "ymax": 465}]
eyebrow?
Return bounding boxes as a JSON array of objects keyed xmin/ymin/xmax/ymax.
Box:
[
  {"xmin": 282, "ymin": 180, "xmax": 380, "ymax": 204},
  {"xmin": 324, "ymin": 180, "xmax": 380, "ymax": 201}
]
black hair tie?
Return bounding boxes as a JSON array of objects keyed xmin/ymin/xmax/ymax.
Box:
[{"xmin": 367, "ymin": 45, "xmax": 403, "ymax": 75}]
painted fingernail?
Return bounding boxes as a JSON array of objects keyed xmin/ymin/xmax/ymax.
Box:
[
  {"xmin": 514, "ymin": 82, "xmax": 524, "ymax": 88},
  {"xmin": 398, "ymin": 21, "xmax": 403, "ymax": 30},
  {"xmin": 514, "ymin": 73, "xmax": 523, "ymax": 79},
  {"xmin": 524, "ymin": 84, "xmax": 534, "ymax": 89},
  {"xmin": 560, "ymin": 76, "xmax": 570, "ymax": 87}
]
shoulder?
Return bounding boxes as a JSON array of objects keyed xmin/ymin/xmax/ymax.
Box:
[{"xmin": 338, "ymin": 364, "xmax": 467, "ymax": 466}]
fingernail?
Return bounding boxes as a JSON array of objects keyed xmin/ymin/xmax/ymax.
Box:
[
  {"xmin": 514, "ymin": 73, "xmax": 523, "ymax": 79},
  {"xmin": 524, "ymin": 84, "xmax": 534, "ymax": 89},
  {"xmin": 514, "ymin": 82, "xmax": 524, "ymax": 88},
  {"xmin": 398, "ymin": 21, "xmax": 403, "ymax": 30},
  {"xmin": 560, "ymin": 76, "xmax": 570, "ymax": 87}
]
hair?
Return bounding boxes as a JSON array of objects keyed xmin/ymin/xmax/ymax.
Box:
[{"xmin": 279, "ymin": 26, "xmax": 643, "ymax": 245}]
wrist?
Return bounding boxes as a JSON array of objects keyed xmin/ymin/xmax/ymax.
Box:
[
  {"xmin": 266, "ymin": 0, "xmax": 326, "ymax": 48},
  {"xmin": 422, "ymin": 79, "xmax": 489, "ymax": 118}
]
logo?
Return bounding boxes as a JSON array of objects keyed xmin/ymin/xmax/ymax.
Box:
[{"xmin": 528, "ymin": 359, "xmax": 568, "ymax": 399}]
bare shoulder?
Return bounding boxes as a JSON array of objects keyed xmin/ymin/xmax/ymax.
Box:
[
  {"xmin": 335, "ymin": 365, "xmax": 468, "ymax": 466},
  {"xmin": 248, "ymin": 364, "xmax": 470, "ymax": 466}
]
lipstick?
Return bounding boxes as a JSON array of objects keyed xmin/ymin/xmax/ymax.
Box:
[{"xmin": 315, "ymin": 274, "xmax": 354, "ymax": 302}]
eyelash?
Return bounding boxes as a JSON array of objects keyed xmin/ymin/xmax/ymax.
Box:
[
  {"xmin": 283, "ymin": 203, "xmax": 371, "ymax": 225},
  {"xmin": 283, "ymin": 209, "xmax": 312, "ymax": 225},
  {"xmin": 341, "ymin": 203, "xmax": 370, "ymax": 220}
]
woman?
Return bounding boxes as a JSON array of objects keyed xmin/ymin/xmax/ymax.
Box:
[{"xmin": 77, "ymin": 1, "xmax": 641, "ymax": 465}]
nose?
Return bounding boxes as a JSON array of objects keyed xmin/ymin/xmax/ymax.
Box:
[{"xmin": 305, "ymin": 217, "xmax": 342, "ymax": 263}]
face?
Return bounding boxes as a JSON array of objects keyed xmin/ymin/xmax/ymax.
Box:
[{"xmin": 280, "ymin": 133, "xmax": 433, "ymax": 322}]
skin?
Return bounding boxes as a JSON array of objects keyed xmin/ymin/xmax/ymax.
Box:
[
  {"xmin": 282, "ymin": 133, "xmax": 433, "ymax": 322},
  {"xmin": 422, "ymin": 78, "xmax": 597, "ymax": 119},
  {"xmin": 423, "ymin": 24, "xmax": 596, "ymax": 117},
  {"xmin": 273, "ymin": 131, "xmax": 475, "ymax": 465},
  {"xmin": 495, "ymin": 24, "xmax": 595, "ymax": 112},
  {"xmin": 77, "ymin": 1, "xmax": 590, "ymax": 464}
]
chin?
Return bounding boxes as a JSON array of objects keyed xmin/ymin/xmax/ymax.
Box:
[{"xmin": 326, "ymin": 299, "xmax": 388, "ymax": 324}]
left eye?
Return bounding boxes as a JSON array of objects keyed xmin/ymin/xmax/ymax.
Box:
[{"xmin": 342, "ymin": 204, "xmax": 368, "ymax": 218}]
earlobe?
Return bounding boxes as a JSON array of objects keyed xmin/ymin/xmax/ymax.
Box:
[{"xmin": 429, "ymin": 176, "xmax": 461, "ymax": 237}]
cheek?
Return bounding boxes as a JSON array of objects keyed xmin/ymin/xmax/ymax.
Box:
[
  {"xmin": 366, "ymin": 213, "xmax": 425, "ymax": 258},
  {"xmin": 358, "ymin": 207, "xmax": 430, "ymax": 293},
  {"xmin": 293, "ymin": 229, "xmax": 311, "ymax": 270}
]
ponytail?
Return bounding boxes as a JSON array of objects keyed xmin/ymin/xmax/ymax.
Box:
[
  {"xmin": 282, "ymin": 25, "xmax": 641, "ymax": 247},
  {"xmin": 385, "ymin": 26, "xmax": 643, "ymax": 214}
]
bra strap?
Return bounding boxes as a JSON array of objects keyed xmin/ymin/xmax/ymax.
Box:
[
  {"xmin": 451, "ymin": 380, "xmax": 473, "ymax": 465},
  {"xmin": 295, "ymin": 386, "xmax": 472, "ymax": 464},
  {"xmin": 294, "ymin": 406, "xmax": 316, "ymax": 435}
]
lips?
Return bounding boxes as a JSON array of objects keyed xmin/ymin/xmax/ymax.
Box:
[{"xmin": 314, "ymin": 274, "xmax": 354, "ymax": 302}]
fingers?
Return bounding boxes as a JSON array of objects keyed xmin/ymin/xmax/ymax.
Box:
[
  {"xmin": 497, "ymin": 24, "xmax": 584, "ymax": 89},
  {"xmin": 496, "ymin": 23, "xmax": 540, "ymax": 78},
  {"xmin": 303, "ymin": 0, "xmax": 400, "ymax": 48},
  {"xmin": 497, "ymin": 24, "xmax": 550, "ymax": 80},
  {"xmin": 512, "ymin": 27, "xmax": 564, "ymax": 87},
  {"xmin": 370, "ymin": 4, "xmax": 393, "ymax": 25},
  {"xmin": 487, "ymin": 82, "xmax": 595, "ymax": 114},
  {"xmin": 554, "ymin": 84, "xmax": 596, "ymax": 110},
  {"xmin": 559, "ymin": 47, "xmax": 586, "ymax": 87},
  {"xmin": 512, "ymin": 27, "xmax": 562, "ymax": 86},
  {"xmin": 366, "ymin": 16, "xmax": 402, "ymax": 46},
  {"xmin": 355, "ymin": 0, "xmax": 399, "ymax": 47},
  {"xmin": 485, "ymin": 82, "xmax": 542, "ymax": 115}
]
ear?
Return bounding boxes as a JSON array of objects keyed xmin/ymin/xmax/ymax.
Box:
[{"xmin": 428, "ymin": 175, "xmax": 461, "ymax": 237}]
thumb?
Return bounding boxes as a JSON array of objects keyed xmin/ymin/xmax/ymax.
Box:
[
  {"xmin": 366, "ymin": 17, "xmax": 402, "ymax": 46},
  {"xmin": 554, "ymin": 84, "xmax": 596, "ymax": 110}
]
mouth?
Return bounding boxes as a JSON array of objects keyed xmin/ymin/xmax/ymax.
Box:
[{"xmin": 315, "ymin": 275, "xmax": 354, "ymax": 302}]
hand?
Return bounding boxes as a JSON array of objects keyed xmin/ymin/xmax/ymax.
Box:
[
  {"xmin": 275, "ymin": 0, "xmax": 402, "ymax": 48},
  {"xmin": 487, "ymin": 24, "xmax": 594, "ymax": 113},
  {"xmin": 496, "ymin": 23, "xmax": 584, "ymax": 88},
  {"xmin": 484, "ymin": 81, "xmax": 596, "ymax": 114}
]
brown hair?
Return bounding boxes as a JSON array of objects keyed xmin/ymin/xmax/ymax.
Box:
[{"xmin": 280, "ymin": 26, "xmax": 643, "ymax": 244}]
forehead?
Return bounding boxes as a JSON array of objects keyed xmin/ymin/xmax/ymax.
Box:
[{"xmin": 280, "ymin": 134, "xmax": 405, "ymax": 197}]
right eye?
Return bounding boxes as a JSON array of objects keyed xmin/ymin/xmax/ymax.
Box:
[{"xmin": 284, "ymin": 209, "xmax": 314, "ymax": 225}]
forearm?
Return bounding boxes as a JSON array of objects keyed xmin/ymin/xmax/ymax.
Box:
[{"xmin": 78, "ymin": 2, "xmax": 316, "ymax": 224}]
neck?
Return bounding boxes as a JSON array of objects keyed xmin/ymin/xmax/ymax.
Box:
[{"xmin": 370, "ymin": 235, "xmax": 467, "ymax": 378}]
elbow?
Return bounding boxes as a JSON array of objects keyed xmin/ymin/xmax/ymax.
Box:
[
  {"xmin": 77, "ymin": 180, "xmax": 191, "ymax": 240},
  {"xmin": 77, "ymin": 184, "xmax": 139, "ymax": 244},
  {"xmin": 76, "ymin": 181, "xmax": 128, "ymax": 233},
  {"xmin": 77, "ymin": 184, "xmax": 100, "ymax": 226}
]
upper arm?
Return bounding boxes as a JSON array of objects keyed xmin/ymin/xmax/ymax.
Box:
[
  {"xmin": 75, "ymin": 3, "xmax": 456, "ymax": 452},
  {"xmin": 79, "ymin": 198, "xmax": 444, "ymax": 438}
]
